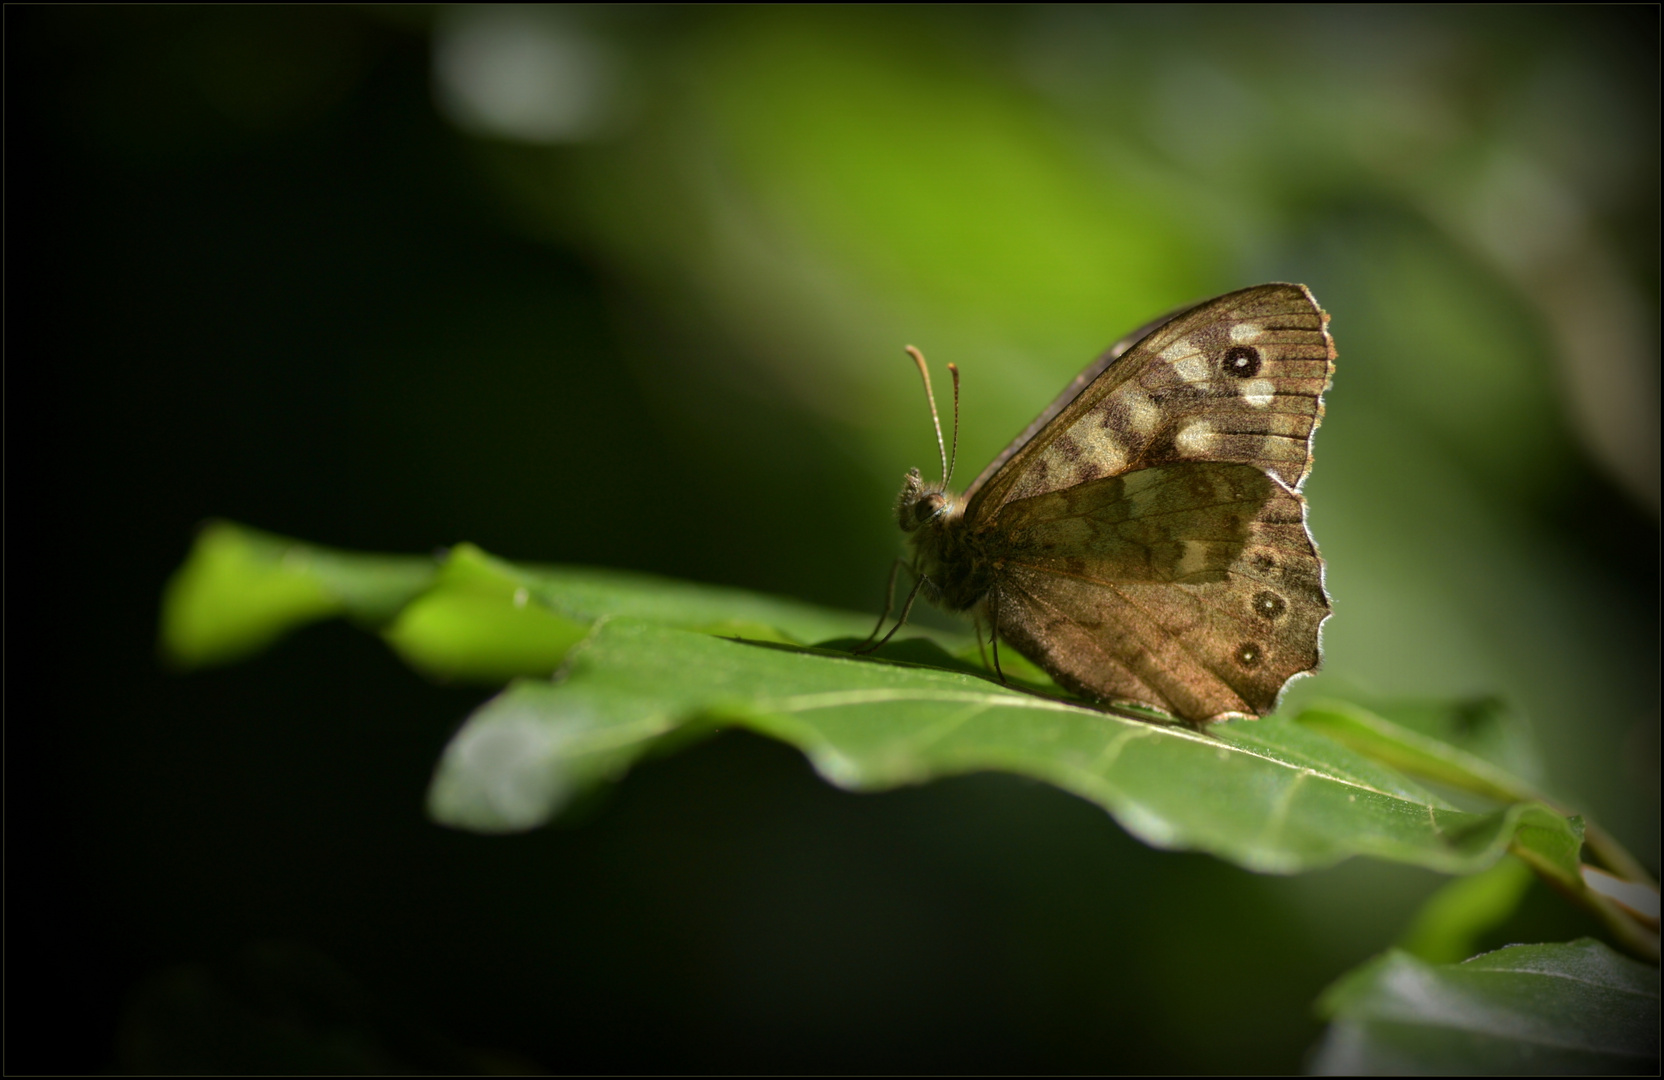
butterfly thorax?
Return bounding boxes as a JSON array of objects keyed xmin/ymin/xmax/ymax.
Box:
[{"xmin": 895, "ymin": 467, "xmax": 994, "ymax": 612}]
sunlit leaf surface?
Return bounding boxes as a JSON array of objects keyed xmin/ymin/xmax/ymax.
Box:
[{"xmin": 427, "ymin": 619, "xmax": 1582, "ymax": 877}]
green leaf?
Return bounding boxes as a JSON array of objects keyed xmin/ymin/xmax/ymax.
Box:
[
  {"xmin": 161, "ymin": 522, "xmax": 927, "ymax": 680},
  {"xmin": 1293, "ymin": 700, "xmax": 1587, "ymax": 888},
  {"xmin": 427, "ymin": 619, "xmax": 1582, "ymax": 881},
  {"xmin": 380, "ymin": 545, "xmax": 591, "ymax": 684},
  {"xmin": 1310, "ymin": 940, "xmax": 1660, "ymax": 1075},
  {"xmin": 1295, "ymin": 698, "xmax": 1659, "ymax": 960},
  {"xmin": 162, "ymin": 523, "xmax": 1589, "ymax": 880},
  {"xmin": 1357, "ymin": 697, "xmax": 1546, "ymax": 787},
  {"xmin": 379, "ymin": 543, "xmax": 930, "ymax": 683},
  {"xmin": 1397, "ymin": 856, "xmax": 1537, "ymax": 964},
  {"xmin": 159, "ymin": 521, "xmax": 436, "ymax": 669},
  {"xmin": 1294, "ymin": 698, "xmax": 1542, "ymax": 806}
]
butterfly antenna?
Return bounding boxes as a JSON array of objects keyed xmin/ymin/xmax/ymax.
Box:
[
  {"xmin": 906, "ymin": 345, "xmax": 949, "ymax": 485},
  {"xmin": 945, "ymin": 362, "xmax": 961, "ymax": 486}
]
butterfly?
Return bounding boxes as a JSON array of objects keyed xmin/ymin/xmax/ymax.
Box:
[{"xmin": 879, "ymin": 283, "xmax": 1335, "ymax": 726}]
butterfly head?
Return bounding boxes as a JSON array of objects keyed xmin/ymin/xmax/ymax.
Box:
[{"xmin": 895, "ymin": 467, "xmax": 958, "ymax": 533}]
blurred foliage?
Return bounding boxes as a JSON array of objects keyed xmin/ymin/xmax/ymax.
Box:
[
  {"xmin": 160, "ymin": 521, "xmax": 437, "ymax": 668},
  {"xmin": 1311, "ymin": 940, "xmax": 1659, "ymax": 1075},
  {"xmin": 114, "ymin": 941, "xmax": 538, "ymax": 1075},
  {"xmin": 1396, "ymin": 856, "xmax": 1537, "ymax": 965},
  {"xmin": 11, "ymin": 4, "xmax": 1657, "ymax": 1074}
]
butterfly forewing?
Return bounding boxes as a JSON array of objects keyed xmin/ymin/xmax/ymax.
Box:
[
  {"xmin": 959, "ymin": 303, "xmax": 1193, "ymax": 500},
  {"xmin": 965, "ymin": 284, "xmax": 1334, "ymax": 516}
]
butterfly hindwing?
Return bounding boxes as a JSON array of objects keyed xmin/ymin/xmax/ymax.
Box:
[{"xmin": 989, "ymin": 462, "xmax": 1326, "ymax": 720}]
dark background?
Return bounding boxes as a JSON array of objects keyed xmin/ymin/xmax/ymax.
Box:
[{"xmin": 9, "ymin": 7, "xmax": 1657, "ymax": 1073}]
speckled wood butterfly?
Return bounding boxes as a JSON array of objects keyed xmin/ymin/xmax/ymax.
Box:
[{"xmin": 882, "ymin": 283, "xmax": 1336, "ymax": 726}]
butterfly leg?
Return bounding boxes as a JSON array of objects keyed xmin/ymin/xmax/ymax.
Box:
[
  {"xmin": 854, "ymin": 566, "xmax": 927, "ymax": 655},
  {"xmin": 859, "ymin": 557, "xmax": 907, "ymax": 647},
  {"xmin": 988, "ymin": 593, "xmax": 1007, "ymax": 684},
  {"xmin": 971, "ymin": 613, "xmax": 991, "ymax": 672}
]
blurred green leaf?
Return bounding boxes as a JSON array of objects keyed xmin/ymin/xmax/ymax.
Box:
[
  {"xmin": 1295, "ymin": 698, "xmax": 1542, "ymax": 806},
  {"xmin": 381, "ymin": 546, "xmax": 591, "ymax": 685},
  {"xmin": 1397, "ymin": 856, "xmax": 1538, "ymax": 964},
  {"xmin": 159, "ymin": 521, "xmax": 436, "ymax": 669},
  {"xmin": 697, "ymin": 10, "xmax": 1213, "ymax": 349},
  {"xmin": 162, "ymin": 522, "xmax": 913, "ymax": 681},
  {"xmin": 1357, "ymin": 697, "xmax": 1546, "ymax": 787},
  {"xmin": 1309, "ymin": 939, "xmax": 1660, "ymax": 1075}
]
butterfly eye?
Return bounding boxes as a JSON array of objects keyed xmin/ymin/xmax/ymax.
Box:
[{"xmin": 1222, "ymin": 346, "xmax": 1262, "ymax": 378}]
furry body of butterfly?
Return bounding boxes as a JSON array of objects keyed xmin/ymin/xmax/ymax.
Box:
[{"xmin": 895, "ymin": 283, "xmax": 1336, "ymax": 726}]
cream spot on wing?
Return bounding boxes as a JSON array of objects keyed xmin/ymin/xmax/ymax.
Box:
[
  {"xmin": 1123, "ymin": 390, "xmax": 1160, "ymax": 434},
  {"xmin": 1172, "ymin": 354, "xmax": 1210, "ymax": 383},
  {"xmin": 1176, "ymin": 419, "xmax": 1215, "ymax": 455},
  {"xmin": 1229, "ymin": 322, "xmax": 1263, "ymax": 344},
  {"xmin": 1158, "ymin": 339, "xmax": 1194, "ymax": 363},
  {"xmin": 1078, "ymin": 427, "xmax": 1128, "ymax": 475},
  {"xmin": 1242, "ymin": 378, "xmax": 1277, "ymax": 408}
]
